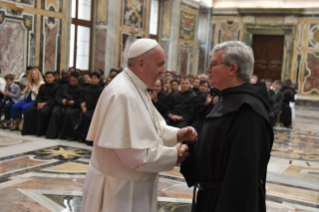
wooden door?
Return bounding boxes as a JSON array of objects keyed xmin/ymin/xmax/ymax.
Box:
[{"xmin": 252, "ymin": 35, "xmax": 284, "ymax": 81}]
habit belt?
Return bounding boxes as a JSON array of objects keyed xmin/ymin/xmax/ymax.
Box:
[{"xmin": 192, "ymin": 182, "xmax": 223, "ymax": 212}]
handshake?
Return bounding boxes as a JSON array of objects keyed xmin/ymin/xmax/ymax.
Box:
[{"xmin": 175, "ymin": 126, "xmax": 198, "ymax": 165}]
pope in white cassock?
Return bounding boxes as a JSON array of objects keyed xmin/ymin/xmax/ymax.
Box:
[{"xmin": 81, "ymin": 39, "xmax": 197, "ymax": 212}]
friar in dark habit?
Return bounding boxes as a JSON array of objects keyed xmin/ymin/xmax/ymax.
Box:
[
  {"xmin": 74, "ymin": 72, "xmax": 103, "ymax": 145},
  {"xmin": 191, "ymin": 81, "xmax": 220, "ymax": 136},
  {"xmin": 167, "ymin": 77, "xmax": 197, "ymax": 128},
  {"xmin": 22, "ymin": 72, "xmax": 60, "ymax": 136},
  {"xmin": 181, "ymin": 41, "xmax": 274, "ymax": 212},
  {"xmin": 46, "ymin": 72, "xmax": 82, "ymax": 139}
]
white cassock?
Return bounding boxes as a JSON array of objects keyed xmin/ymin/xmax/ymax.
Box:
[{"xmin": 81, "ymin": 68, "xmax": 180, "ymax": 212}]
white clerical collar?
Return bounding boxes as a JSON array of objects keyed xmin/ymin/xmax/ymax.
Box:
[{"xmin": 125, "ymin": 67, "xmax": 148, "ymax": 91}]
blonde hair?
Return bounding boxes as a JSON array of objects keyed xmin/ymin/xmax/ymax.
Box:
[{"xmin": 27, "ymin": 68, "xmax": 44, "ymax": 86}]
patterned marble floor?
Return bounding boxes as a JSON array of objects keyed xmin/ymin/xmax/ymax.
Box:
[{"xmin": 0, "ymin": 106, "xmax": 318, "ymax": 212}]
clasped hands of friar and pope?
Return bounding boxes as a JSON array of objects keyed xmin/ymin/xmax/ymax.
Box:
[{"xmin": 175, "ymin": 126, "xmax": 197, "ymax": 165}]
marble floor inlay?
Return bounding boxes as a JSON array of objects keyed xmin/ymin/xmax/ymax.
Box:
[{"xmin": 0, "ymin": 106, "xmax": 318, "ymax": 212}]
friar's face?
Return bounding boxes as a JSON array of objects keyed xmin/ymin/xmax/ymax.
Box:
[
  {"xmin": 206, "ymin": 49, "xmax": 232, "ymax": 91},
  {"xmin": 46, "ymin": 74, "xmax": 55, "ymax": 84}
]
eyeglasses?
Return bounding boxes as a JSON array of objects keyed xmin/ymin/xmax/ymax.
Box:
[{"xmin": 209, "ymin": 63, "xmax": 229, "ymax": 69}]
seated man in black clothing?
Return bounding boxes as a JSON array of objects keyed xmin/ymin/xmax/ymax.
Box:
[
  {"xmin": 149, "ymin": 79, "xmax": 170, "ymax": 118},
  {"xmin": 75, "ymin": 72, "xmax": 103, "ymax": 145},
  {"xmin": 83, "ymin": 74, "xmax": 91, "ymax": 87},
  {"xmin": 167, "ymin": 77, "xmax": 197, "ymax": 128},
  {"xmin": 170, "ymin": 80, "xmax": 179, "ymax": 93},
  {"xmin": 192, "ymin": 79, "xmax": 200, "ymax": 94},
  {"xmin": 54, "ymin": 71, "xmax": 61, "ymax": 82},
  {"xmin": 58, "ymin": 69, "xmax": 69, "ymax": 85},
  {"xmin": 46, "ymin": 72, "xmax": 82, "ymax": 139},
  {"xmin": 22, "ymin": 72, "xmax": 60, "ymax": 135},
  {"xmin": 96, "ymin": 69, "xmax": 106, "ymax": 87},
  {"xmin": 198, "ymin": 80, "xmax": 209, "ymax": 94},
  {"xmin": 109, "ymin": 69, "xmax": 118, "ymax": 77}
]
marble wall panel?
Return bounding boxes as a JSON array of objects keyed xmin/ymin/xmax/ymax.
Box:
[
  {"xmin": 210, "ymin": 23, "xmax": 216, "ymax": 50},
  {"xmin": 96, "ymin": 0, "xmax": 108, "ymax": 25},
  {"xmin": 307, "ymin": 23, "xmax": 319, "ymax": 49},
  {"xmin": 159, "ymin": 40, "xmax": 169, "ymax": 69},
  {"xmin": 0, "ymin": 0, "xmax": 35, "ymax": 7},
  {"xmin": 219, "ymin": 21, "xmax": 240, "ymax": 42},
  {"xmin": 177, "ymin": 43, "xmax": 192, "ymax": 75},
  {"xmin": 294, "ymin": 52, "xmax": 302, "ymax": 84},
  {"xmin": 297, "ymin": 22, "xmax": 306, "ymax": 49},
  {"xmin": 122, "ymin": 0, "xmax": 145, "ymax": 30},
  {"xmin": 41, "ymin": 0, "xmax": 63, "ymax": 13},
  {"xmin": 94, "ymin": 28, "xmax": 106, "ymax": 71},
  {"xmin": 42, "ymin": 17, "xmax": 60, "ymax": 72},
  {"xmin": 197, "ymin": 45, "xmax": 206, "ymax": 74},
  {"xmin": 119, "ymin": 32, "xmax": 142, "ymax": 68},
  {"xmin": 0, "ymin": 20, "xmax": 26, "ymax": 78},
  {"xmin": 303, "ymin": 52, "xmax": 319, "ymax": 94},
  {"xmin": 161, "ymin": 0, "xmax": 172, "ymax": 38},
  {"xmin": 179, "ymin": 11, "xmax": 195, "ymax": 41}
]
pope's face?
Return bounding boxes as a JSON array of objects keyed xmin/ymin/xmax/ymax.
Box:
[
  {"xmin": 144, "ymin": 45, "xmax": 166, "ymax": 87},
  {"xmin": 206, "ymin": 49, "xmax": 231, "ymax": 90}
]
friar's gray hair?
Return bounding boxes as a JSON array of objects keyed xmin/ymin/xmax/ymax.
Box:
[{"xmin": 212, "ymin": 41, "xmax": 254, "ymax": 81}]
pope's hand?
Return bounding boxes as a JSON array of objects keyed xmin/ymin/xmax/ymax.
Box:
[
  {"xmin": 177, "ymin": 126, "xmax": 198, "ymax": 142},
  {"xmin": 175, "ymin": 143, "xmax": 189, "ymax": 165}
]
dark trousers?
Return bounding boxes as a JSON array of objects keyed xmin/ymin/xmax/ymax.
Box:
[{"xmin": 0, "ymin": 100, "xmax": 14, "ymax": 120}]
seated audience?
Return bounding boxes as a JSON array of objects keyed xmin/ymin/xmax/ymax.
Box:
[
  {"xmin": 192, "ymin": 79, "xmax": 200, "ymax": 94},
  {"xmin": 58, "ymin": 69, "xmax": 69, "ymax": 85},
  {"xmin": 0, "ymin": 74, "xmax": 21, "ymax": 129},
  {"xmin": 149, "ymin": 79, "xmax": 170, "ymax": 118},
  {"xmin": 165, "ymin": 71, "xmax": 173, "ymax": 80},
  {"xmin": 22, "ymin": 72, "xmax": 60, "ymax": 136},
  {"xmin": 75, "ymin": 68, "xmax": 84, "ymax": 86},
  {"xmin": 199, "ymin": 74, "xmax": 208, "ymax": 82},
  {"xmin": 0, "ymin": 74, "xmax": 5, "ymax": 100},
  {"xmin": 54, "ymin": 71, "xmax": 61, "ymax": 82},
  {"xmin": 109, "ymin": 69, "xmax": 118, "ymax": 77},
  {"xmin": 105, "ymin": 76, "xmax": 115, "ymax": 87},
  {"xmin": 69, "ymin": 67, "xmax": 75, "ymax": 73},
  {"xmin": 96, "ymin": 69, "xmax": 106, "ymax": 87},
  {"xmin": 163, "ymin": 79, "xmax": 171, "ymax": 93},
  {"xmin": 188, "ymin": 74, "xmax": 195, "ymax": 84},
  {"xmin": 167, "ymin": 77, "xmax": 197, "ymax": 128},
  {"xmin": 176, "ymin": 75, "xmax": 181, "ymax": 83},
  {"xmin": 19, "ymin": 67, "xmax": 32, "ymax": 100},
  {"xmin": 83, "ymin": 74, "xmax": 91, "ymax": 87},
  {"xmin": 75, "ymin": 72, "xmax": 103, "ymax": 145},
  {"xmin": 46, "ymin": 72, "xmax": 82, "ymax": 139},
  {"xmin": 11, "ymin": 68, "xmax": 44, "ymax": 131},
  {"xmin": 170, "ymin": 80, "xmax": 179, "ymax": 93}
]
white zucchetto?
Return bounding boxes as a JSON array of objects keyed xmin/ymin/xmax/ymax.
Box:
[{"xmin": 127, "ymin": 38, "xmax": 158, "ymax": 59}]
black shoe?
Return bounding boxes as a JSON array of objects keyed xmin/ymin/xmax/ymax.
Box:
[{"xmin": 86, "ymin": 141, "xmax": 93, "ymax": 146}]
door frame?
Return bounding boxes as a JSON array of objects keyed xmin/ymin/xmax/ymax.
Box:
[{"xmin": 242, "ymin": 25, "xmax": 296, "ymax": 81}]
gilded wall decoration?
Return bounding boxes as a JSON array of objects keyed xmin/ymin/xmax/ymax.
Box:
[
  {"xmin": 119, "ymin": 32, "xmax": 142, "ymax": 68},
  {"xmin": 179, "ymin": 11, "xmax": 195, "ymax": 41},
  {"xmin": 0, "ymin": 9, "xmax": 35, "ymax": 79},
  {"xmin": 303, "ymin": 53, "xmax": 319, "ymax": 94},
  {"xmin": 161, "ymin": 0, "xmax": 172, "ymax": 38},
  {"xmin": 256, "ymin": 17, "xmax": 284, "ymax": 25},
  {"xmin": 41, "ymin": 0, "xmax": 63, "ymax": 13},
  {"xmin": 122, "ymin": 0, "xmax": 145, "ymax": 30},
  {"xmin": 40, "ymin": 16, "xmax": 61, "ymax": 73},
  {"xmin": 177, "ymin": 43, "xmax": 193, "ymax": 76},
  {"xmin": 97, "ymin": 0, "xmax": 108, "ymax": 25},
  {"xmin": 94, "ymin": 29, "xmax": 106, "ymax": 71},
  {"xmin": 219, "ymin": 21, "xmax": 240, "ymax": 43},
  {"xmin": 297, "ymin": 22, "xmax": 306, "ymax": 49},
  {"xmin": 307, "ymin": 23, "xmax": 319, "ymax": 49}
]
